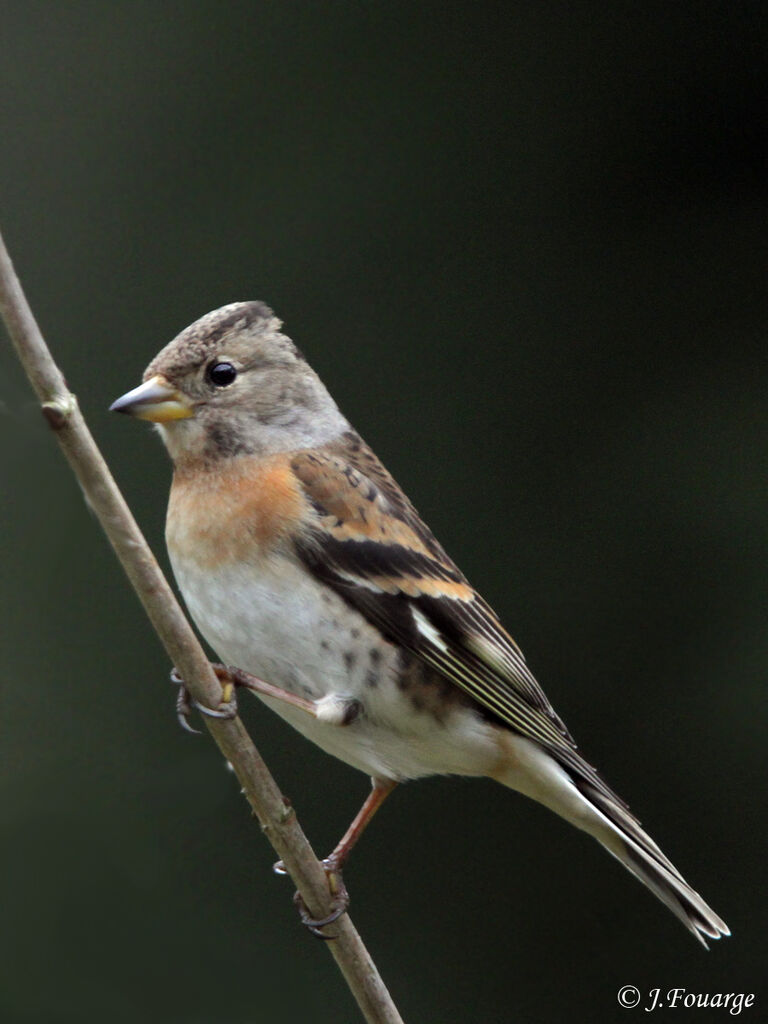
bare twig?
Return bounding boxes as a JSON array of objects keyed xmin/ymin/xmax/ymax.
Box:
[{"xmin": 0, "ymin": 225, "xmax": 405, "ymax": 1024}]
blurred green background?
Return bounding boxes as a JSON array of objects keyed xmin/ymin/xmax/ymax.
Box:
[{"xmin": 1, "ymin": 3, "xmax": 766, "ymax": 1022}]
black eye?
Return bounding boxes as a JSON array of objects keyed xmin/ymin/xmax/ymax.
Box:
[{"xmin": 207, "ymin": 362, "xmax": 237, "ymax": 387}]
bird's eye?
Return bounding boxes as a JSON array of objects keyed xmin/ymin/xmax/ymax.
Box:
[{"xmin": 207, "ymin": 362, "xmax": 238, "ymax": 387}]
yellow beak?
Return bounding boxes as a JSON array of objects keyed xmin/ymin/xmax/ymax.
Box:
[{"xmin": 109, "ymin": 375, "xmax": 194, "ymax": 422}]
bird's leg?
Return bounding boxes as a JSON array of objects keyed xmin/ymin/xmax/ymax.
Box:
[
  {"xmin": 172, "ymin": 663, "xmax": 387, "ymax": 938},
  {"xmin": 290, "ymin": 777, "xmax": 397, "ymax": 939},
  {"xmin": 325, "ymin": 777, "xmax": 397, "ymax": 872},
  {"xmin": 171, "ymin": 663, "xmax": 360, "ymax": 732}
]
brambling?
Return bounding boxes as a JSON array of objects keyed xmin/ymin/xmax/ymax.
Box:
[{"xmin": 111, "ymin": 301, "xmax": 728, "ymax": 945}]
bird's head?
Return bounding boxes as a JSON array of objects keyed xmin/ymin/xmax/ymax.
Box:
[{"xmin": 110, "ymin": 301, "xmax": 346, "ymax": 466}]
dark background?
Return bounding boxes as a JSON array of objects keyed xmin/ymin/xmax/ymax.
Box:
[{"xmin": 1, "ymin": 3, "xmax": 766, "ymax": 1022}]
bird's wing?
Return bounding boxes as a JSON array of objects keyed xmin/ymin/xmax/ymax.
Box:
[{"xmin": 290, "ymin": 434, "xmax": 628, "ymax": 806}]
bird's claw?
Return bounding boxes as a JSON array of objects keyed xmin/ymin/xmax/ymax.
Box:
[
  {"xmin": 170, "ymin": 666, "xmax": 238, "ymax": 733},
  {"xmin": 172, "ymin": 670, "xmax": 201, "ymax": 734},
  {"xmin": 291, "ymin": 860, "xmax": 350, "ymax": 939}
]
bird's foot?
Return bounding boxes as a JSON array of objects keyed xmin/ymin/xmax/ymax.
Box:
[
  {"xmin": 170, "ymin": 665, "xmax": 238, "ymax": 733},
  {"xmin": 274, "ymin": 857, "xmax": 350, "ymax": 940}
]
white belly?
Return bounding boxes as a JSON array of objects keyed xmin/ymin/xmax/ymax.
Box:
[{"xmin": 169, "ymin": 546, "xmax": 500, "ymax": 782}]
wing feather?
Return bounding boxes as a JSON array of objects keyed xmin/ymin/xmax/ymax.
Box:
[{"xmin": 291, "ymin": 434, "xmax": 630, "ymax": 810}]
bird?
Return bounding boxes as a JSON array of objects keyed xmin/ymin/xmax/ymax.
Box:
[{"xmin": 110, "ymin": 300, "xmax": 728, "ymax": 945}]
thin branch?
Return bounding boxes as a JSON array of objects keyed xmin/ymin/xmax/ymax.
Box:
[{"xmin": 0, "ymin": 225, "xmax": 405, "ymax": 1024}]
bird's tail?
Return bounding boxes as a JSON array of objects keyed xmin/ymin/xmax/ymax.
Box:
[
  {"xmin": 577, "ymin": 778, "xmax": 729, "ymax": 947},
  {"xmin": 497, "ymin": 738, "xmax": 730, "ymax": 946}
]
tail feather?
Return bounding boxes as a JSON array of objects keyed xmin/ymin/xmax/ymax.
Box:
[
  {"xmin": 580, "ymin": 781, "xmax": 730, "ymax": 947},
  {"xmin": 618, "ymin": 840, "xmax": 729, "ymax": 947},
  {"xmin": 497, "ymin": 737, "xmax": 729, "ymax": 946}
]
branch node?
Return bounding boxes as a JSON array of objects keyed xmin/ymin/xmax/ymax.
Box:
[{"xmin": 41, "ymin": 393, "xmax": 77, "ymax": 430}]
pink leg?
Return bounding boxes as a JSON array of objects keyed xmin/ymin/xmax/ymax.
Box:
[
  {"xmin": 171, "ymin": 663, "xmax": 318, "ymax": 732},
  {"xmin": 294, "ymin": 778, "xmax": 397, "ymax": 939},
  {"xmin": 327, "ymin": 777, "xmax": 397, "ymax": 870}
]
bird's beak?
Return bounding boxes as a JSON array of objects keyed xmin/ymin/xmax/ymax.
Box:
[{"xmin": 109, "ymin": 375, "xmax": 194, "ymax": 422}]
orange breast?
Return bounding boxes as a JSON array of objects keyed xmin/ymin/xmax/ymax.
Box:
[{"xmin": 166, "ymin": 454, "xmax": 307, "ymax": 568}]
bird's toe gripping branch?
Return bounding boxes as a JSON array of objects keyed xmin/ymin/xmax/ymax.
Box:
[
  {"xmin": 170, "ymin": 665, "xmax": 238, "ymax": 733},
  {"xmin": 293, "ymin": 860, "xmax": 351, "ymax": 940}
]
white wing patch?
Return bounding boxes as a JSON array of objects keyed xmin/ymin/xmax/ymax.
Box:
[{"xmin": 412, "ymin": 607, "xmax": 449, "ymax": 652}]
